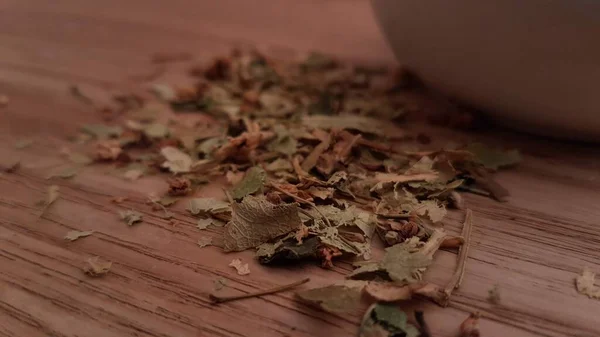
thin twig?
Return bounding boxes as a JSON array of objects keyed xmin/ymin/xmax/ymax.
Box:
[
  {"xmin": 444, "ymin": 209, "xmax": 473, "ymax": 295},
  {"xmin": 267, "ymin": 182, "xmax": 332, "ymax": 227},
  {"xmin": 209, "ymin": 278, "xmax": 310, "ymax": 304}
]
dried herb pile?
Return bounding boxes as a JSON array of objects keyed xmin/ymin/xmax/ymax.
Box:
[{"xmin": 66, "ymin": 50, "xmax": 522, "ymax": 335}]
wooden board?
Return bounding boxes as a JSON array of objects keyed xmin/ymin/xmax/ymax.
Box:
[{"xmin": 1, "ymin": 1, "xmax": 600, "ymax": 336}]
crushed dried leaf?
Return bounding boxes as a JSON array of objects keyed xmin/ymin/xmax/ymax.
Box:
[
  {"xmin": 223, "ymin": 196, "xmax": 301, "ymax": 252},
  {"xmin": 83, "ymin": 256, "xmax": 112, "ymax": 277},
  {"xmin": 119, "ymin": 210, "xmax": 143, "ymax": 226}
]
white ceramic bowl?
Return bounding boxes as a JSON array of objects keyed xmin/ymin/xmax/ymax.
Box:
[{"xmin": 372, "ymin": 0, "xmax": 600, "ymax": 140}]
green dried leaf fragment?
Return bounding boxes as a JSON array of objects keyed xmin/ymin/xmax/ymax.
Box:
[
  {"xmin": 302, "ymin": 115, "xmax": 406, "ymax": 139},
  {"xmin": 14, "ymin": 139, "xmax": 34, "ymax": 149},
  {"xmin": 214, "ymin": 277, "xmax": 228, "ymax": 291},
  {"xmin": 143, "ymin": 123, "xmax": 170, "ymax": 139},
  {"xmin": 382, "ymin": 244, "xmax": 432, "ymax": 283},
  {"xmin": 359, "ymin": 303, "xmax": 419, "ymax": 337},
  {"xmin": 467, "ymin": 143, "xmax": 521, "ymax": 170},
  {"xmin": 415, "ymin": 199, "xmax": 447, "ymax": 223},
  {"xmin": 64, "ymin": 230, "xmax": 94, "ymax": 241},
  {"xmin": 296, "ymin": 282, "xmax": 365, "ymax": 314},
  {"xmin": 230, "ymin": 166, "xmax": 266, "ymax": 200},
  {"xmin": 349, "ymin": 233, "xmax": 440, "ymax": 284},
  {"xmin": 197, "ymin": 236, "xmax": 213, "ymax": 248},
  {"xmin": 81, "ymin": 124, "xmax": 122, "ymax": 139},
  {"xmin": 161, "ymin": 146, "xmax": 193, "ymax": 173},
  {"xmin": 223, "ymin": 196, "xmax": 301, "ymax": 252},
  {"xmin": 119, "ymin": 210, "xmax": 143, "ymax": 226},
  {"xmin": 83, "ymin": 256, "xmax": 112, "ymax": 277},
  {"xmin": 267, "ymin": 125, "xmax": 298, "ymax": 155},
  {"xmin": 187, "ymin": 198, "xmax": 230, "ymax": 215}
]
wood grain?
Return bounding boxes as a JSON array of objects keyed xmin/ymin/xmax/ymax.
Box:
[{"xmin": 2, "ymin": 1, "xmax": 600, "ymax": 337}]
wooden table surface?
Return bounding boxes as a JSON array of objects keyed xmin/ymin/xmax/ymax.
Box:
[{"xmin": 2, "ymin": 1, "xmax": 600, "ymax": 336}]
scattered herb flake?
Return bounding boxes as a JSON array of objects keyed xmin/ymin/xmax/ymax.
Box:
[
  {"xmin": 196, "ymin": 218, "xmax": 213, "ymax": 230},
  {"xmin": 64, "ymin": 230, "xmax": 95, "ymax": 242},
  {"xmin": 230, "ymin": 166, "xmax": 266, "ymax": 200},
  {"xmin": 575, "ymin": 267, "xmax": 600, "ymax": 299},
  {"xmin": 119, "ymin": 210, "xmax": 143, "ymax": 226},
  {"xmin": 197, "ymin": 236, "xmax": 213, "ymax": 248},
  {"xmin": 229, "ymin": 258, "xmax": 250, "ymax": 275},
  {"xmin": 161, "ymin": 146, "xmax": 193, "ymax": 173},
  {"xmin": 83, "ymin": 256, "xmax": 112, "ymax": 277}
]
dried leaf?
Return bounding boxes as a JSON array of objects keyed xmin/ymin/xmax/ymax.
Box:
[
  {"xmin": 415, "ymin": 200, "xmax": 447, "ymax": 223},
  {"xmin": 81, "ymin": 124, "xmax": 122, "ymax": 139},
  {"xmin": 196, "ymin": 218, "xmax": 213, "ymax": 230},
  {"xmin": 149, "ymin": 83, "xmax": 177, "ymax": 101},
  {"xmin": 223, "ymin": 196, "xmax": 301, "ymax": 252},
  {"xmin": 359, "ymin": 303, "xmax": 419, "ymax": 337},
  {"xmin": 229, "ymin": 258, "xmax": 250, "ymax": 275},
  {"xmin": 83, "ymin": 257, "xmax": 112, "ymax": 277},
  {"xmin": 267, "ymin": 125, "xmax": 298, "ymax": 155},
  {"xmin": 14, "ymin": 139, "xmax": 34, "ymax": 149},
  {"xmin": 296, "ymin": 282, "xmax": 365, "ymax": 313},
  {"xmin": 187, "ymin": 198, "xmax": 230, "ymax": 215},
  {"xmin": 231, "ymin": 166, "xmax": 266, "ymax": 200},
  {"xmin": 69, "ymin": 153, "xmax": 93, "ymax": 165},
  {"xmin": 161, "ymin": 146, "xmax": 193, "ymax": 173},
  {"xmin": 119, "ymin": 210, "xmax": 143, "ymax": 226},
  {"xmin": 350, "ymin": 230, "xmax": 447, "ymax": 283},
  {"xmin": 364, "ymin": 282, "xmax": 414, "ymax": 302},
  {"xmin": 575, "ymin": 267, "xmax": 600, "ymax": 299},
  {"xmin": 64, "ymin": 230, "xmax": 94, "ymax": 242},
  {"xmin": 143, "ymin": 123, "xmax": 170, "ymax": 139},
  {"xmin": 197, "ymin": 236, "xmax": 213, "ymax": 248},
  {"xmin": 123, "ymin": 169, "xmax": 144, "ymax": 181},
  {"xmin": 158, "ymin": 195, "xmax": 179, "ymax": 207},
  {"xmin": 303, "ymin": 115, "xmax": 405, "ymax": 139},
  {"xmin": 467, "ymin": 143, "xmax": 521, "ymax": 170}
]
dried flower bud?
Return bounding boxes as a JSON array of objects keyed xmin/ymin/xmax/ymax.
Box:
[
  {"xmin": 167, "ymin": 177, "xmax": 191, "ymax": 196},
  {"xmin": 94, "ymin": 140, "xmax": 122, "ymax": 161}
]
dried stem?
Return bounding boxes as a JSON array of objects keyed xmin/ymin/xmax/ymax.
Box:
[
  {"xmin": 209, "ymin": 278, "xmax": 310, "ymax": 304},
  {"xmin": 444, "ymin": 209, "xmax": 473, "ymax": 295},
  {"xmin": 267, "ymin": 182, "xmax": 332, "ymax": 227}
]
